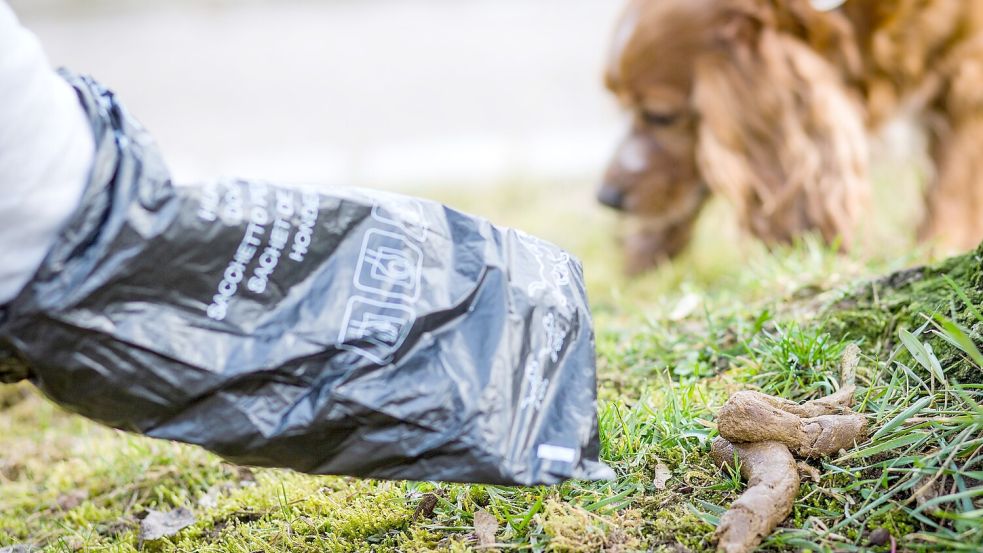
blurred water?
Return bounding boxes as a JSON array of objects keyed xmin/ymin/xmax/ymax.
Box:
[{"xmin": 13, "ymin": 0, "xmax": 625, "ymax": 190}]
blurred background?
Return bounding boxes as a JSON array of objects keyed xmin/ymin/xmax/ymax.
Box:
[
  {"xmin": 9, "ymin": 0, "xmax": 928, "ymax": 305},
  {"xmin": 12, "ymin": 0, "xmax": 623, "ymax": 189}
]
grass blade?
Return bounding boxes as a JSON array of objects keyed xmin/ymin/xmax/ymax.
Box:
[
  {"xmin": 838, "ymin": 432, "xmax": 929, "ymax": 461},
  {"xmin": 934, "ymin": 315, "xmax": 983, "ymax": 368},
  {"xmin": 871, "ymin": 396, "xmax": 933, "ymax": 441},
  {"xmin": 899, "ymin": 328, "xmax": 945, "ymax": 383},
  {"xmin": 944, "ymin": 275, "xmax": 983, "ymax": 323}
]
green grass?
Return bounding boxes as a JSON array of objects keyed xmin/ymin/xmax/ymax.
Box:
[{"xmin": 1, "ymin": 178, "xmax": 980, "ymax": 552}]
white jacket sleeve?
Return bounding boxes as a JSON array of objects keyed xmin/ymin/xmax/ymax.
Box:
[{"xmin": 0, "ymin": 1, "xmax": 94, "ymax": 304}]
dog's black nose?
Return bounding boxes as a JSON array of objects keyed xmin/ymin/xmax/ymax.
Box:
[{"xmin": 597, "ymin": 186, "xmax": 626, "ymax": 210}]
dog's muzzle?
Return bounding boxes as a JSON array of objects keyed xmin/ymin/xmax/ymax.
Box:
[{"xmin": 597, "ymin": 186, "xmax": 626, "ymax": 210}]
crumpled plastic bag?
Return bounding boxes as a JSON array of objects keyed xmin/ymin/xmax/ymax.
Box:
[{"xmin": 0, "ymin": 72, "xmax": 613, "ymax": 485}]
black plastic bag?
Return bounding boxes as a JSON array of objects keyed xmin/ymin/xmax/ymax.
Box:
[{"xmin": 0, "ymin": 73, "xmax": 613, "ymax": 486}]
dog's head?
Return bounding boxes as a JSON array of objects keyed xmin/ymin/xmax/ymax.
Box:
[
  {"xmin": 599, "ymin": 0, "xmax": 717, "ymax": 264},
  {"xmin": 597, "ymin": 0, "xmax": 719, "ymax": 266},
  {"xmin": 600, "ymin": 0, "xmax": 868, "ymax": 271}
]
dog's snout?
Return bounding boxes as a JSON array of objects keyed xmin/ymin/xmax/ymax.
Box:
[{"xmin": 597, "ymin": 186, "xmax": 626, "ymax": 210}]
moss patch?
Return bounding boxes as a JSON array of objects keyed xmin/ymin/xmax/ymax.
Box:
[{"xmin": 822, "ymin": 244, "xmax": 983, "ymax": 382}]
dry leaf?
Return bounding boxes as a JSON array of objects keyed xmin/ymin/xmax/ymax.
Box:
[
  {"xmin": 653, "ymin": 463, "xmax": 672, "ymax": 489},
  {"xmin": 139, "ymin": 508, "xmax": 196, "ymax": 541},
  {"xmin": 473, "ymin": 509, "xmax": 499, "ymax": 547},
  {"xmin": 669, "ymin": 293, "xmax": 701, "ymax": 320},
  {"xmin": 412, "ymin": 493, "xmax": 438, "ymax": 521},
  {"xmin": 55, "ymin": 490, "xmax": 88, "ymax": 511}
]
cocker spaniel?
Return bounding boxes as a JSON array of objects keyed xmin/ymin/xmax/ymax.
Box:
[{"xmin": 601, "ymin": 0, "xmax": 983, "ymax": 273}]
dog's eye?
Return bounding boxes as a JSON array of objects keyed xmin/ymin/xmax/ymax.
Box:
[{"xmin": 640, "ymin": 110, "xmax": 680, "ymax": 127}]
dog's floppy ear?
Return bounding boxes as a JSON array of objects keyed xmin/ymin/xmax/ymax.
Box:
[
  {"xmin": 713, "ymin": 0, "xmax": 773, "ymax": 48},
  {"xmin": 691, "ymin": 4, "xmax": 869, "ymax": 247},
  {"xmin": 714, "ymin": 0, "xmax": 861, "ymax": 75}
]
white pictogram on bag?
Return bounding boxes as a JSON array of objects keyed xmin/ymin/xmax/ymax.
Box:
[
  {"xmin": 338, "ymin": 296, "xmax": 415, "ymax": 365},
  {"xmin": 520, "ymin": 358, "xmax": 550, "ymax": 412},
  {"xmin": 543, "ymin": 312, "xmax": 568, "ymax": 363},
  {"xmin": 353, "ymin": 229, "xmax": 423, "ymax": 302},
  {"xmin": 339, "ymin": 201, "xmax": 430, "ymax": 364},
  {"xmin": 515, "ymin": 231, "xmax": 572, "ymax": 309}
]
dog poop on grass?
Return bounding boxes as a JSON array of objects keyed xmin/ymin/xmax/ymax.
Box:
[
  {"xmin": 710, "ymin": 345, "xmax": 867, "ymax": 553},
  {"xmin": 710, "ymin": 439, "xmax": 798, "ymax": 553}
]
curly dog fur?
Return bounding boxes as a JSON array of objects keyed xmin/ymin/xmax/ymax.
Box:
[{"xmin": 601, "ymin": 0, "xmax": 983, "ymax": 273}]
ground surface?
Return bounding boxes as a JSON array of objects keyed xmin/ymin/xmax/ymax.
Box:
[{"xmin": 1, "ymin": 178, "xmax": 980, "ymax": 552}]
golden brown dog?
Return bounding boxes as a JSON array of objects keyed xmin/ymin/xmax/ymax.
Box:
[{"xmin": 601, "ymin": 0, "xmax": 983, "ymax": 273}]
